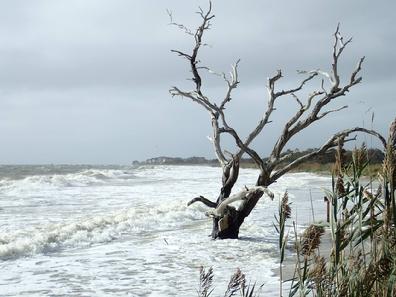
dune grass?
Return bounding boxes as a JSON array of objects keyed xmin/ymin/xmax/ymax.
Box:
[{"xmin": 284, "ymin": 140, "xmax": 396, "ymax": 297}]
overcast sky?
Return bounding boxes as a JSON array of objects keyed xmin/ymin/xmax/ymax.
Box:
[{"xmin": 0, "ymin": 0, "xmax": 395, "ymax": 164}]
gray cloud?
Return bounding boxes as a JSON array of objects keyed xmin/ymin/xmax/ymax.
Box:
[{"xmin": 0, "ymin": 0, "xmax": 395, "ymax": 164}]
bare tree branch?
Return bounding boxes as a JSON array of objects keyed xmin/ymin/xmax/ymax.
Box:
[
  {"xmin": 169, "ymin": 1, "xmax": 239, "ymax": 168},
  {"xmin": 169, "ymin": 87, "xmax": 213, "ymax": 113},
  {"xmin": 299, "ymin": 69, "xmax": 334, "ymax": 85},
  {"xmin": 267, "ymin": 28, "xmax": 365, "ymax": 167},
  {"xmin": 270, "ymin": 127, "xmax": 387, "ymax": 183},
  {"xmin": 219, "ymin": 60, "xmax": 240, "ymax": 111},
  {"xmin": 219, "ymin": 124, "xmax": 265, "ymax": 170},
  {"xmin": 187, "ymin": 196, "xmax": 217, "ymax": 208},
  {"xmin": 350, "ymin": 56, "xmax": 365, "ymax": 85},
  {"xmin": 170, "ymin": 49, "xmax": 191, "ymax": 60},
  {"xmin": 166, "ymin": 9, "xmax": 194, "ymax": 36},
  {"xmin": 169, "ymin": 1, "xmax": 214, "ymax": 99},
  {"xmin": 275, "ymin": 72, "xmax": 318, "ymax": 97},
  {"xmin": 190, "ymin": 1, "xmax": 214, "ymax": 95},
  {"xmin": 169, "ymin": 2, "xmax": 267, "ymax": 170},
  {"xmin": 206, "ymin": 186, "xmax": 273, "ymax": 218},
  {"xmin": 291, "ymin": 93, "xmax": 304, "ymax": 108},
  {"xmin": 317, "ymin": 105, "xmax": 348, "ymax": 120},
  {"xmin": 331, "ymin": 24, "xmax": 353, "ymax": 92},
  {"xmin": 222, "ymin": 156, "xmax": 240, "ymax": 190},
  {"xmin": 236, "ymin": 70, "xmax": 282, "ymax": 159},
  {"xmin": 211, "ymin": 114, "xmax": 227, "ymax": 166},
  {"xmin": 236, "ymin": 70, "xmax": 319, "ymax": 168}
]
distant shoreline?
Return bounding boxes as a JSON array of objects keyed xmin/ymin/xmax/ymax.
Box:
[
  {"xmin": 133, "ymin": 150, "xmax": 383, "ymax": 177},
  {"xmin": 135, "ymin": 161, "xmax": 382, "ymax": 177}
]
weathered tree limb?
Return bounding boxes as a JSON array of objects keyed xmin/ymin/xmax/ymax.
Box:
[
  {"xmin": 166, "ymin": 9, "xmax": 194, "ymax": 36},
  {"xmin": 169, "ymin": 2, "xmax": 233, "ymax": 168},
  {"xmin": 275, "ymin": 72, "xmax": 318, "ymax": 98},
  {"xmin": 206, "ymin": 186, "xmax": 274, "ymax": 218},
  {"xmin": 270, "ymin": 127, "xmax": 387, "ymax": 183},
  {"xmin": 222, "ymin": 156, "xmax": 240, "ymax": 194},
  {"xmin": 169, "ymin": 2, "xmax": 267, "ymax": 172},
  {"xmin": 187, "ymin": 196, "xmax": 217, "ymax": 208},
  {"xmin": 268, "ymin": 28, "xmax": 365, "ymax": 169},
  {"xmin": 236, "ymin": 126, "xmax": 387, "ymax": 223},
  {"xmin": 219, "ymin": 125, "xmax": 265, "ymax": 170},
  {"xmin": 219, "ymin": 60, "xmax": 240, "ymax": 111},
  {"xmin": 170, "ymin": 87, "xmax": 213, "ymax": 112},
  {"xmin": 236, "ymin": 70, "xmax": 319, "ymax": 164}
]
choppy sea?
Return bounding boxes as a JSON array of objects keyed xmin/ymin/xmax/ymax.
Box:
[{"xmin": 0, "ymin": 165, "xmax": 332, "ymax": 296}]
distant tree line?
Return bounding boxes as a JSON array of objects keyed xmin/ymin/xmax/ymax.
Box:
[
  {"xmin": 134, "ymin": 148, "xmax": 384, "ymax": 166},
  {"xmin": 276, "ymin": 147, "xmax": 384, "ymax": 165}
]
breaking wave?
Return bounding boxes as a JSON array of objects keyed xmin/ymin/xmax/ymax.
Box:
[
  {"xmin": 0, "ymin": 200, "xmax": 205, "ymax": 260},
  {"xmin": 0, "ymin": 169, "xmax": 136, "ymax": 191}
]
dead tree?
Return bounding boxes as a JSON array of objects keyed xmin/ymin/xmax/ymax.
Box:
[{"xmin": 169, "ymin": 2, "xmax": 387, "ymax": 239}]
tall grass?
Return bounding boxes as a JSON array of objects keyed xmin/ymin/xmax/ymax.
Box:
[
  {"xmin": 288, "ymin": 134, "xmax": 396, "ymax": 296},
  {"xmin": 274, "ymin": 191, "xmax": 292, "ymax": 296}
]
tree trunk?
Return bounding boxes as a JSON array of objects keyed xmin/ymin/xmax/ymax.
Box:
[{"xmin": 211, "ymin": 162, "xmax": 270, "ymax": 239}]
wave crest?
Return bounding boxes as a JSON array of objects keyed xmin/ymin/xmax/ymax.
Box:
[
  {"xmin": 0, "ymin": 169, "xmax": 136, "ymax": 192},
  {"xmin": 0, "ymin": 200, "xmax": 205, "ymax": 260}
]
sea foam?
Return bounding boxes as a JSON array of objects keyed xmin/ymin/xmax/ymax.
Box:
[{"xmin": 0, "ymin": 199, "xmax": 205, "ymax": 260}]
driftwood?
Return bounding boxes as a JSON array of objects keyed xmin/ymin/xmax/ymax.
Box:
[{"xmin": 169, "ymin": 2, "xmax": 387, "ymax": 239}]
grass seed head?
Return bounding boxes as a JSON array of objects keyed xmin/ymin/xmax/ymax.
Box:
[
  {"xmin": 281, "ymin": 191, "xmax": 292, "ymax": 219},
  {"xmin": 301, "ymin": 225, "xmax": 325, "ymax": 257}
]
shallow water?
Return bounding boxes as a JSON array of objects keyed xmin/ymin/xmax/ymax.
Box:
[{"xmin": 0, "ymin": 165, "xmax": 332, "ymax": 296}]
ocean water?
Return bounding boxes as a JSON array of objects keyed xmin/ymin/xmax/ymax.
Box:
[{"xmin": 0, "ymin": 165, "xmax": 331, "ymax": 296}]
